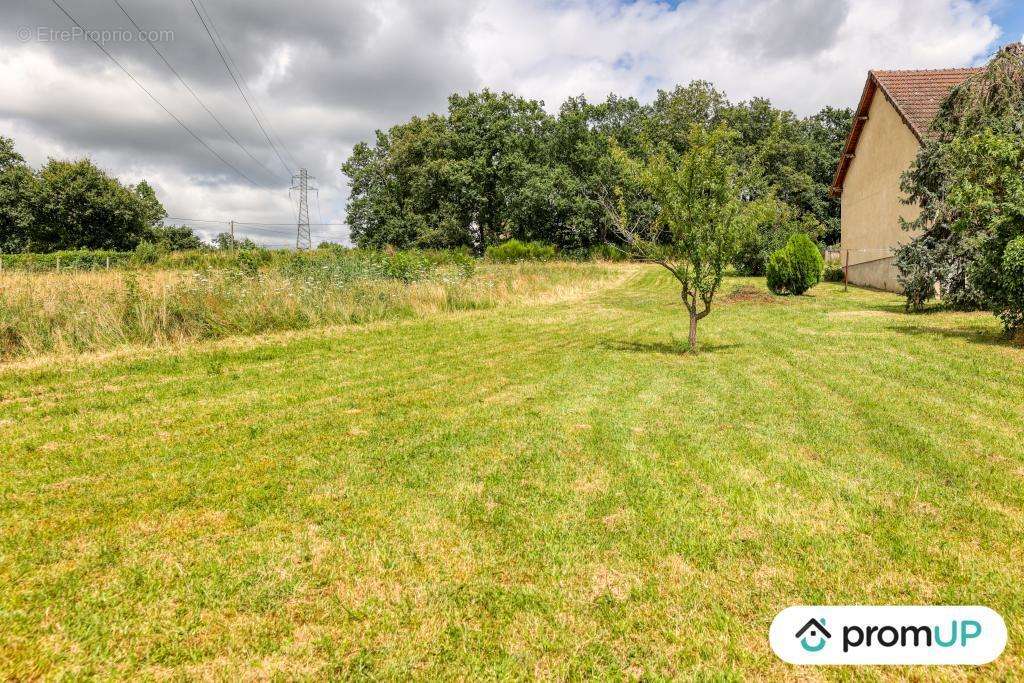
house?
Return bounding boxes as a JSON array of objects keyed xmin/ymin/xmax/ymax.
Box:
[{"xmin": 830, "ymin": 67, "xmax": 983, "ymax": 291}]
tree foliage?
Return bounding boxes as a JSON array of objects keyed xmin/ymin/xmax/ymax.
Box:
[
  {"xmin": 896, "ymin": 43, "xmax": 1024, "ymax": 333},
  {"xmin": 0, "ymin": 136, "xmax": 176, "ymax": 253},
  {"xmin": 342, "ymin": 85, "xmax": 851, "ymax": 257},
  {"xmin": 0, "ymin": 136, "xmax": 36, "ymax": 253}
]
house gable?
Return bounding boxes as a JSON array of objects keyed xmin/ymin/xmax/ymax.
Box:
[
  {"xmin": 838, "ymin": 87, "xmax": 925, "ymax": 291},
  {"xmin": 831, "ymin": 67, "xmax": 983, "ymax": 197}
]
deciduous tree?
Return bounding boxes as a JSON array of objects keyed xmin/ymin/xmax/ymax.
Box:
[{"xmin": 604, "ymin": 126, "xmax": 754, "ymax": 351}]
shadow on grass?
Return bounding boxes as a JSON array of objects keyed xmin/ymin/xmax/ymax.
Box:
[
  {"xmin": 872, "ymin": 301, "xmax": 952, "ymax": 315},
  {"xmin": 600, "ymin": 338, "xmax": 743, "ymax": 356},
  {"xmin": 885, "ymin": 324, "xmax": 1022, "ymax": 349}
]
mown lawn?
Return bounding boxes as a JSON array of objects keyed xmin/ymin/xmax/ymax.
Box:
[{"xmin": 1, "ymin": 264, "xmax": 1022, "ymax": 680}]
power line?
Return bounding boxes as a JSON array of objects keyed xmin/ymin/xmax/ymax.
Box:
[
  {"xmin": 193, "ymin": 0, "xmax": 301, "ymax": 171},
  {"xmin": 111, "ymin": 0, "xmax": 285, "ymax": 186},
  {"xmin": 47, "ymin": 0, "xmax": 267, "ymax": 189},
  {"xmin": 165, "ymin": 217, "xmax": 346, "ymax": 226},
  {"xmin": 189, "ymin": 0, "xmax": 294, "ymax": 178},
  {"xmin": 314, "ymin": 187, "xmax": 325, "ymax": 227}
]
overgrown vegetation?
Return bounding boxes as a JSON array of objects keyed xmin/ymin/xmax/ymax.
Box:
[
  {"xmin": 0, "ymin": 250, "xmax": 608, "ymax": 360},
  {"xmin": 0, "ymin": 248, "xmax": 132, "ymax": 271},
  {"xmin": 484, "ymin": 239, "xmax": 556, "ymax": 262},
  {"xmin": 895, "ymin": 43, "xmax": 1024, "ymax": 334}
]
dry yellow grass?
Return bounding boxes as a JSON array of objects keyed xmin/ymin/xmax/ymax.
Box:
[{"xmin": 0, "ymin": 261, "xmax": 625, "ymax": 362}]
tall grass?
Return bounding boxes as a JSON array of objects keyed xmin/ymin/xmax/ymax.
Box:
[{"xmin": 0, "ymin": 254, "xmax": 617, "ymax": 360}]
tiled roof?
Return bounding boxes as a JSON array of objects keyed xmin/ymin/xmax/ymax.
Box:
[
  {"xmin": 871, "ymin": 68, "xmax": 984, "ymax": 140},
  {"xmin": 830, "ymin": 67, "xmax": 983, "ymax": 197}
]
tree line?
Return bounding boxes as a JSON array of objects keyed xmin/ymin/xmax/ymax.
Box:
[{"xmin": 341, "ymin": 82, "xmax": 853, "ymax": 268}]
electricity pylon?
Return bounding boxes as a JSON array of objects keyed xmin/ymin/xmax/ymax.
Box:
[{"xmin": 291, "ymin": 168, "xmax": 314, "ymax": 250}]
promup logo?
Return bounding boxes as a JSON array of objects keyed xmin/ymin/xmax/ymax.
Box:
[
  {"xmin": 795, "ymin": 618, "xmax": 831, "ymax": 652},
  {"xmin": 770, "ymin": 606, "xmax": 1006, "ymax": 665}
]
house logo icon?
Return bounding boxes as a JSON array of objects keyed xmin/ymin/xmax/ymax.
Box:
[{"xmin": 795, "ymin": 618, "xmax": 831, "ymax": 652}]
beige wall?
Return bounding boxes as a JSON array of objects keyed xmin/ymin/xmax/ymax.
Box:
[{"xmin": 840, "ymin": 92, "xmax": 922, "ymax": 292}]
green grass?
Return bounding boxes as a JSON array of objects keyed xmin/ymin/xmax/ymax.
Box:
[{"xmin": 1, "ymin": 265, "xmax": 1022, "ymax": 679}]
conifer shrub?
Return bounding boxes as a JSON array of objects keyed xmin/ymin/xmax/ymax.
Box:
[{"xmin": 766, "ymin": 234, "xmax": 823, "ymax": 295}]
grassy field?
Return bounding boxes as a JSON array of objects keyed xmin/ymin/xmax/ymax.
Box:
[{"xmin": 1, "ymin": 263, "xmax": 1022, "ymax": 679}]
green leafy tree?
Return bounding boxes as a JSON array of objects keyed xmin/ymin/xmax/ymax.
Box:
[
  {"xmin": 898, "ymin": 43, "xmax": 1024, "ymax": 333},
  {"xmin": 605, "ymin": 126, "xmax": 754, "ymax": 351},
  {"xmin": 800, "ymin": 106, "xmax": 854, "ymax": 244},
  {"xmin": 647, "ymin": 81, "xmax": 729, "ymax": 154},
  {"xmin": 134, "ymin": 180, "xmax": 167, "ymax": 228},
  {"xmin": 148, "ymin": 224, "xmax": 205, "ymax": 251},
  {"xmin": 0, "ymin": 136, "xmax": 36, "ymax": 253},
  {"xmin": 213, "ymin": 232, "xmax": 259, "ymax": 251},
  {"xmin": 340, "ymin": 85, "xmax": 848, "ymax": 258},
  {"xmin": 445, "ymin": 90, "xmax": 554, "ymax": 252},
  {"xmin": 30, "ymin": 158, "xmax": 165, "ymax": 252}
]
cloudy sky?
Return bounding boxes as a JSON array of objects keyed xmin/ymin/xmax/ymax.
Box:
[{"xmin": 1, "ymin": 0, "xmax": 1021, "ymax": 245}]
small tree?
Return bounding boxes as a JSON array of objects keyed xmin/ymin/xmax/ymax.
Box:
[
  {"xmin": 603, "ymin": 126, "xmax": 753, "ymax": 351},
  {"xmin": 892, "ymin": 235, "xmax": 939, "ymax": 311}
]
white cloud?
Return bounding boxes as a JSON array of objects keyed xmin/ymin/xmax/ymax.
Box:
[{"xmin": 466, "ymin": 0, "xmax": 1000, "ymax": 115}]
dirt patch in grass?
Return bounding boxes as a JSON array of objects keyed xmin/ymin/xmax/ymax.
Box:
[{"xmin": 721, "ymin": 285, "xmax": 776, "ymax": 304}]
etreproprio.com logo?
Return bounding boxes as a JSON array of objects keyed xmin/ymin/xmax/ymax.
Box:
[{"xmin": 770, "ymin": 606, "xmax": 1007, "ymax": 665}]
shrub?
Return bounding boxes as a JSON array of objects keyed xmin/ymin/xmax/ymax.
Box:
[
  {"xmin": 131, "ymin": 241, "xmax": 163, "ymax": 267},
  {"xmin": 485, "ymin": 239, "xmax": 556, "ymax": 262},
  {"xmin": 788, "ymin": 233, "xmax": 824, "ymax": 292},
  {"xmin": 234, "ymin": 249, "xmax": 264, "ymax": 277},
  {"xmin": 1000, "ymin": 236, "xmax": 1024, "ymax": 335},
  {"xmin": 823, "ymin": 262, "xmax": 845, "ymax": 283},
  {"xmin": 766, "ymin": 249, "xmax": 795, "ymax": 295},
  {"xmin": 766, "ymin": 234, "xmax": 823, "ymax": 295},
  {"xmin": 893, "ymin": 237, "xmax": 939, "ymax": 311}
]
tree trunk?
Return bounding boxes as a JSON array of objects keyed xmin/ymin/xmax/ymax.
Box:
[{"xmin": 688, "ymin": 312, "xmax": 698, "ymax": 351}]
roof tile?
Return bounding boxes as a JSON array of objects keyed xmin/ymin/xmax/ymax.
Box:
[{"xmin": 871, "ymin": 67, "xmax": 984, "ymax": 139}]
